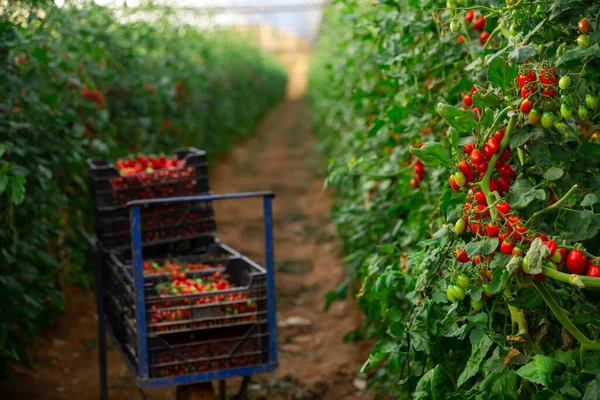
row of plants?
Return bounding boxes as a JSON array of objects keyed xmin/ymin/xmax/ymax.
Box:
[
  {"xmin": 0, "ymin": 0, "xmax": 287, "ymax": 378},
  {"xmin": 309, "ymin": 0, "xmax": 600, "ymax": 398}
]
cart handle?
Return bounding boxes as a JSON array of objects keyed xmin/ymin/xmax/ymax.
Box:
[{"xmin": 126, "ymin": 191, "xmax": 275, "ymax": 207}]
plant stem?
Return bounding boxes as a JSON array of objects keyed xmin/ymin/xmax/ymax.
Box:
[
  {"xmin": 503, "ymin": 287, "xmax": 528, "ymax": 335},
  {"xmin": 542, "ymin": 267, "xmax": 600, "ymax": 288},
  {"xmin": 526, "ymin": 184, "xmax": 578, "ymax": 225},
  {"xmin": 481, "ymin": 113, "xmax": 517, "ymax": 219},
  {"xmin": 532, "ymin": 281, "xmax": 600, "ymax": 354}
]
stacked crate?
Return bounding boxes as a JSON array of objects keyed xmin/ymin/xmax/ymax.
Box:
[{"xmin": 87, "ymin": 148, "xmax": 274, "ymax": 384}]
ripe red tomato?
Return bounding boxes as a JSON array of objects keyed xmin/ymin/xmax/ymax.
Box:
[
  {"xmin": 587, "ymin": 264, "xmax": 600, "ymax": 278},
  {"xmin": 496, "ymin": 201, "xmax": 511, "ymax": 216},
  {"xmin": 456, "ymin": 249, "xmax": 470, "ymax": 263},
  {"xmin": 512, "ymin": 224, "xmax": 527, "ymax": 240},
  {"xmin": 543, "ymin": 87, "xmax": 557, "ymax": 97},
  {"xmin": 464, "ymin": 143, "xmax": 476, "ymax": 154},
  {"xmin": 473, "ymin": 16, "xmax": 486, "ymax": 32},
  {"xmin": 518, "ymin": 70, "xmax": 536, "ymax": 89},
  {"xmin": 507, "ymin": 215, "xmax": 521, "ymax": 224},
  {"xmin": 487, "ymin": 137, "xmax": 500, "ymax": 154},
  {"xmin": 539, "ymin": 73, "xmax": 557, "ymax": 85},
  {"xmin": 475, "ymin": 160, "xmax": 488, "ymax": 174},
  {"xmin": 578, "ymin": 18, "xmax": 592, "ymax": 34},
  {"xmin": 472, "ymin": 107, "xmax": 482, "ymax": 119},
  {"xmin": 475, "ymin": 190, "xmax": 487, "ymax": 206},
  {"xmin": 449, "ymin": 175, "xmax": 460, "ymax": 190},
  {"xmin": 489, "ymin": 179, "xmax": 500, "ymax": 195},
  {"xmin": 521, "ymin": 86, "xmax": 533, "ymax": 99},
  {"xmin": 464, "ymin": 201, "xmax": 473, "ymax": 212},
  {"xmin": 500, "ymin": 240, "xmax": 515, "ymax": 255},
  {"xmin": 498, "ymin": 228, "xmax": 508, "ymax": 242},
  {"xmin": 473, "ymin": 204, "xmax": 489, "ymax": 219},
  {"xmin": 463, "ymin": 95, "xmax": 473, "ymax": 107},
  {"xmin": 414, "ymin": 160, "xmax": 425, "ymax": 174},
  {"xmin": 486, "ymin": 222, "xmax": 500, "ymax": 237},
  {"xmin": 465, "ymin": 9, "xmax": 475, "ymax": 23},
  {"xmin": 483, "ymin": 144, "xmax": 494, "ymax": 160},
  {"xmin": 520, "ymin": 99, "xmax": 533, "ymax": 114},
  {"xmin": 470, "ymin": 149, "xmax": 484, "ymax": 165},
  {"xmin": 458, "ymin": 160, "xmax": 475, "ymax": 183},
  {"xmin": 566, "ymin": 249, "xmax": 587, "ymax": 275},
  {"xmin": 493, "ymin": 130, "xmax": 505, "ymax": 143},
  {"xmin": 545, "ymin": 240, "xmax": 557, "ymax": 259},
  {"xmin": 498, "ymin": 164, "xmax": 515, "ymax": 179},
  {"xmin": 480, "ymin": 31, "xmax": 490, "ymax": 45},
  {"xmin": 497, "ymin": 176, "xmax": 511, "ymax": 192}
]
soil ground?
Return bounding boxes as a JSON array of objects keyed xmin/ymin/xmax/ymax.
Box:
[{"xmin": 0, "ymin": 100, "xmax": 372, "ymax": 400}]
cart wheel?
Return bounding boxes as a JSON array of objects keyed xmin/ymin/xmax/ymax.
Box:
[{"xmin": 176, "ymin": 382, "xmax": 215, "ymax": 400}]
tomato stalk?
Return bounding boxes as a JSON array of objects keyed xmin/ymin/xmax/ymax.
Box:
[
  {"xmin": 541, "ymin": 266, "xmax": 600, "ymax": 289},
  {"xmin": 503, "ymin": 287, "xmax": 528, "ymax": 335},
  {"xmin": 532, "ymin": 281, "xmax": 600, "ymax": 362},
  {"xmin": 526, "ymin": 184, "xmax": 578, "ymax": 225},
  {"xmin": 481, "ymin": 113, "xmax": 517, "ymax": 219}
]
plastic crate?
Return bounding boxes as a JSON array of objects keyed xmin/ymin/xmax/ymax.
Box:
[
  {"xmin": 104, "ymin": 248, "xmax": 270, "ymax": 379},
  {"xmin": 87, "ymin": 148, "xmax": 216, "ymax": 252}
]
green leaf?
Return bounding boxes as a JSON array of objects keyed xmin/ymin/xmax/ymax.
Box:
[
  {"xmin": 525, "ymin": 238, "xmax": 550, "ymax": 275},
  {"xmin": 465, "ymin": 237, "xmax": 499, "ymax": 258},
  {"xmin": 490, "ymin": 268, "xmax": 508, "ymax": 295},
  {"xmin": 7, "ymin": 174, "xmax": 26, "ymax": 205},
  {"xmin": 437, "ymin": 103, "xmax": 477, "ymax": 133},
  {"xmin": 0, "ymin": 175, "xmax": 8, "ymax": 195},
  {"xmin": 487, "ymin": 56, "xmax": 509, "ymax": 92},
  {"xmin": 379, "ymin": 244, "xmax": 395, "ymax": 255},
  {"xmin": 583, "ymin": 379, "xmax": 600, "ymax": 400},
  {"xmin": 508, "ymin": 45, "xmax": 538, "ymax": 64},
  {"xmin": 581, "ymin": 194, "xmax": 597, "ymax": 207},
  {"xmin": 472, "ymin": 89, "xmax": 503, "ymax": 108},
  {"xmin": 450, "ymin": 128, "xmax": 459, "ymax": 151},
  {"xmin": 543, "ymin": 167, "xmax": 564, "ymax": 181},
  {"xmin": 556, "ymin": 44, "xmax": 600, "ymax": 67},
  {"xmin": 516, "ymin": 355, "xmax": 556, "ymax": 386},
  {"xmin": 510, "ymin": 179, "xmax": 546, "ymax": 209},
  {"xmin": 410, "ymin": 142, "xmax": 448, "ymax": 167},
  {"xmin": 508, "ymin": 288, "xmax": 543, "ymax": 309},
  {"xmin": 413, "ymin": 364, "xmax": 446, "ymax": 400},
  {"xmin": 491, "ymin": 370, "xmax": 518, "ymax": 399},
  {"xmin": 0, "ymin": 144, "xmax": 4, "ymax": 157},
  {"xmin": 457, "ymin": 335, "xmax": 494, "ymax": 387},
  {"xmin": 510, "ymin": 127, "xmax": 534, "ymax": 149}
]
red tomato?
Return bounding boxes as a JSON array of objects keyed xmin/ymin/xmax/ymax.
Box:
[
  {"xmin": 500, "ymin": 240, "xmax": 515, "ymax": 255},
  {"xmin": 473, "ymin": 204, "xmax": 489, "ymax": 219},
  {"xmin": 496, "ymin": 201, "xmax": 511, "ymax": 216},
  {"xmin": 470, "ymin": 149, "xmax": 484, "ymax": 165},
  {"xmin": 473, "ymin": 107, "xmax": 482, "ymax": 119},
  {"xmin": 566, "ymin": 249, "xmax": 587, "ymax": 275},
  {"xmin": 414, "ymin": 160, "xmax": 425, "ymax": 174},
  {"xmin": 463, "ymin": 95, "xmax": 473, "ymax": 107},
  {"xmin": 464, "ymin": 143, "xmax": 476, "ymax": 154},
  {"xmin": 456, "ymin": 249, "xmax": 470, "ymax": 263},
  {"xmin": 475, "ymin": 160, "xmax": 488, "ymax": 174},
  {"xmin": 486, "ymin": 222, "xmax": 500, "ymax": 237},
  {"xmin": 475, "ymin": 190, "xmax": 487, "ymax": 206},
  {"xmin": 465, "ymin": 9, "xmax": 475, "ymax": 23},
  {"xmin": 473, "ymin": 16, "xmax": 486, "ymax": 32},
  {"xmin": 498, "ymin": 228, "xmax": 508, "ymax": 242},
  {"xmin": 487, "ymin": 137, "xmax": 500, "ymax": 154},
  {"xmin": 512, "ymin": 224, "xmax": 527, "ymax": 240},
  {"xmin": 480, "ymin": 31, "xmax": 490, "ymax": 45},
  {"xmin": 521, "ymin": 86, "xmax": 533, "ymax": 99},
  {"xmin": 520, "ymin": 99, "xmax": 533, "ymax": 114},
  {"xmin": 499, "ymin": 164, "xmax": 515, "ymax": 179},
  {"xmin": 464, "ymin": 201, "xmax": 473, "ymax": 212},
  {"xmin": 497, "ymin": 176, "xmax": 511, "ymax": 192},
  {"xmin": 458, "ymin": 160, "xmax": 475, "ymax": 183},
  {"xmin": 518, "ymin": 70, "xmax": 536, "ymax": 89},
  {"xmin": 449, "ymin": 175, "xmax": 460, "ymax": 190},
  {"xmin": 493, "ymin": 130, "xmax": 505, "ymax": 143},
  {"xmin": 545, "ymin": 240, "xmax": 557, "ymax": 259},
  {"xmin": 507, "ymin": 215, "xmax": 521, "ymax": 224}
]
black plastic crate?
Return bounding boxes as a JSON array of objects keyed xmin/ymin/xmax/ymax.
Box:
[{"xmin": 87, "ymin": 148, "xmax": 216, "ymax": 252}]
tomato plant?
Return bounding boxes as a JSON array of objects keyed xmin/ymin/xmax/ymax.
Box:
[{"xmin": 310, "ymin": 0, "xmax": 600, "ymax": 397}]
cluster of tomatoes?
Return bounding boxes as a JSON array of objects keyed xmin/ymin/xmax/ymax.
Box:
[
  {"xmin": 449, "ymin": 8, "xmax": 489, "ymax": 46},
  {"xmin": 114, "ymin": 155, "xmax": 184, "ymax": 176},
  {"xmin": 150, "ymin": 270, "xmax": 257, "ymax": 333},
  {"xmin": 142, "ymin": 260, "xmax": 224, "ymax": 276},
  {"xmin": 152, "ymin": 329, "xmax": 261, "ymax": 377}
]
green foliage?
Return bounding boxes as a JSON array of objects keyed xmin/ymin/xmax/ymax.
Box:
[
  {"xmin": 0, "ymin": 0, "xmax": 286, "ymax": 378},
  {"xmin": 310, "ymin": 0, "xmax": 600, "ymax": 398}
]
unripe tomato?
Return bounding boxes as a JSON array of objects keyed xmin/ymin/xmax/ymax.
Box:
[
  {"xmin": 558, "ymin": 76, "xmax": 571, "ymax": 90},
  {"xmin": 560, "ymin": 103, "xmax": 572, "ymax": 120},
  {"xmin": 450, "ymin": 20, "xmax": 462, "ymax": 33},
  {"xmin": 577, "ymin": 34, "xmax": 591, "ymax": 47},
  {"xmin": 578, "ymin": 18, "xmax": 592, "ymax": 34},
  {"xmin": 512, "ymin": 246, "xmax": 524, "ymax": 256},
  {"xmin": 455, "ymin": 218, "xmax": 467, "ymax": 234},
  {"xmin": 457, "ymin": 273, "xmax": 471, "ymax": 289},
  {"xmin": 450, "ymin": 285, "xmax": 466, "ymax": 300},
  {"xmin": 579, "ymin": 105, "xmax": 589, "ymax": 119},
  {"xmin": 482, "ymin": 283, "xmax": 492, "ymax": 297},
  {"xmin": 541, "ymin": 112, "xmax": 556, "ymax": 128},
  {"xmin": 449, "ymin": 175, "xmax": 460, "ymax": 190},
  {"xmin": 586, "ymin": 93, "xmax": 598, "ymax": 110},
  {"xmin": 471, "ymin": 299, "xmax": 484, "ymax": 311},
  {"xmin": 555, "ymin": 248, "xmax": 567, "ymax": 266},
  {"xmin": 528, "ymin": 108, "xmax": 541, "ymax": 125},
  {"xmin": 410, "ymin": 178, "xmax": 419, "ymax": 189},
  {"xmin": 566, "ymin": 249, "xmax": 587, "ymax": 275},
  {"xmin": 454, "ymin": 171, "xmax": 467, "ymax": 187},
  {"xmin": 447, "ymin": 286, "xmax": 457, "ymax": 302}
]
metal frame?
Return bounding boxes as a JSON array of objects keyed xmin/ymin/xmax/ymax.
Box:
[{"xmin": 82, "ymin": 191, "xmax": 277, "ymax": 398}]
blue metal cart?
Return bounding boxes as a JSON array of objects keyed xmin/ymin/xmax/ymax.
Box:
[{"xmin": 81, "ymin": 191, "xmax": 277, "ymax": 399}]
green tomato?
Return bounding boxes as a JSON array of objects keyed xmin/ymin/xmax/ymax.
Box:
[
  {"xmin": 535, "ymin": 4, "xmax": 544, "ymax": 13},
  {"xmin": 537, "ymin": 44, "xmax": 545, "ymax": 57},
  {"xmin": 522, "ymin": 257, "xmax": 529, "ymax": 273},
  {"xmin": 560, "ymin": 103, "xmax": 573, "ymax": 120},
  {"xmin": 586, "ymin": 93, "xmax": 598, "ymax": 110},
  {"xmin": 509, "ymin": 23, "xmax": 519, "ymax": 36},
  {"xmin": 455, "ymin": 218, "xmax": 467, "ymax": 235},
  {"xmin": 550, "ymin": 250, "xmax": 562, "ymax": 264},
  {"xmin": 558, "ymin": 76, "xmax": 571, "ymax": 90},
  {"xmin": 471, "ymin": 299, "xmax": 484, "ymax": 311},
  {"xmin": 450, "ymin": 20, "xmax": 462, "ymax": 33},
  {"xmin": 450, "ymin": 285, "xmax": 466, "ymax": 301},
  {"xmin": 541, "ymin": 111, "xmax": 556, "ymax": 128},
  {"xmin": 577, "ymin": 34, "xmax": 591, "ymax": 47},
  {"xmin": 454, "ymin": 171, "xmax": 466, "ymax": 187},
  {"xmin": 456, "ymin": 273, "xmax": 471, "ymax": 289},
  {"xmin": 579, "ymin": 104, "xmax": 589, "ymax": 119},
  {"xmin": 556, "ymin": 43, "xmax": 567, "ymax": 58},
  {"xmin": 482, "ymin": 283, "xmax": 492, "ymax": 297},
  {"xmin": 528, "ymin": 108, "xmax": 541, "ymax": 126},
  {"xmin": 555, "ymin": 122, "xmax": 566, "ymax": 133},
  {"xmin": 446, "ymin": 286, "xmax": 457, "ymax": 302}
]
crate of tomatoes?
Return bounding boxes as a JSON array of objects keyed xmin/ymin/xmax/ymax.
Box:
[{"xmin": 87, "ymin": 148, "xmax": 216, "ymax": 252}]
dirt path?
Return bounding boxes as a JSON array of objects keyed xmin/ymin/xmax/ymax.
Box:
[{"xmin": 0, "ymin": 100, "xmax": 371, "ymax": 400}]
